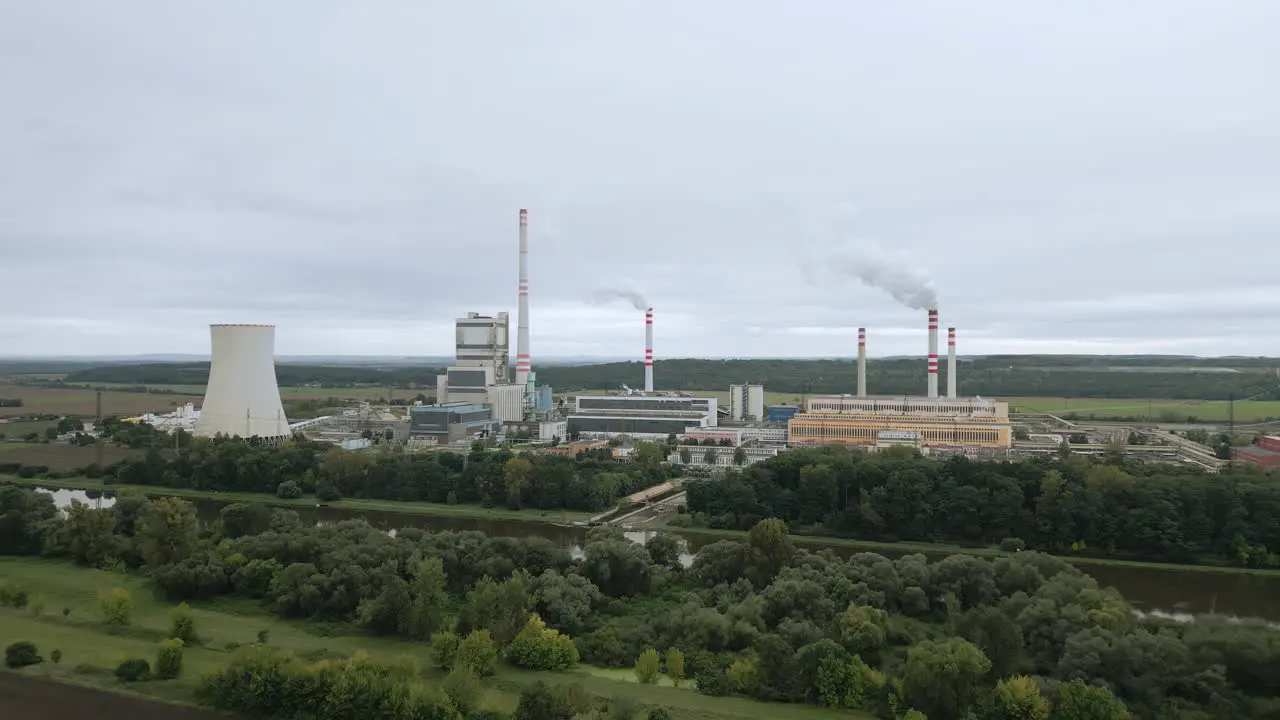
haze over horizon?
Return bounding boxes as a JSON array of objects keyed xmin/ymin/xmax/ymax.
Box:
[{"xmin": 3, "ymin": 2, "xmax": 1278, "ymax": 358}]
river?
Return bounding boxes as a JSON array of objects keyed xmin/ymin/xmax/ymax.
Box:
[{"xmin": 38, "ymin": 488, "xmax": 1280, "ymax": 622}]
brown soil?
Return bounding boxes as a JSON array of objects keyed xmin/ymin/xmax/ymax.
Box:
[{"xmin": 0, "ymin": 672, "xmax": 224, "ymax": 719}]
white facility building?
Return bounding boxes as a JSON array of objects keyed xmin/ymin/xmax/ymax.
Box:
[
  {"xmin": 566, "ymin": 394, "xmax": 718, "ymax": 438},
  {"xmin": 436, "ymin": 312, "xmax": 523, "ymax": 423},
  {"xmin": 729, "ymin": 384, "xmax": 765, "ymax": 422},
  {"xmin": 195, "ymin": 324, "xmax": 290, "ymax": 441},
  {"xmin": 454, "ymin": 312, "xmax": 510, "ymax": 375}
]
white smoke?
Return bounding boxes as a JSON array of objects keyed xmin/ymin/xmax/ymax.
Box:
[
  {"xmin": 590, "ymin": 286, "xmax": 649, "ymax": 311},
  {"xmin": 805, "ymin": 204, "xmax": 939, "ymax": 311},
  {"xmin": 826, "ymin": 245, "xmax": 939, "ymax": 311}
]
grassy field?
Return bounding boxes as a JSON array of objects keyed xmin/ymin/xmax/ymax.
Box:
[
  {"xmin": 65, "ymin": 383, "xmax": 418, "ymax": 402},
  {"xmin": 1005, "ymin": 397, "xmax": 1280, "ymax": 423},
  {"xmin": 0, "ymin": 384, "xmax": 198, "ymax": 419},
  {"xmin": 0, "ymin": 444, "xmax": 142, "ymax": 471},
  {"xmin": 0, "ymin": 557, "xmax": 867, "ymax": 719},
  {"xmin": 0, "ymin": 383, "xmax": 429, "ymax": 421},
  {"xmin": 1, "ymin": 475, "xmax": 599, "ymax": 525},
  {"xmin": 0, "ymin": 420, "xmax": 55, "ymax": 439}
]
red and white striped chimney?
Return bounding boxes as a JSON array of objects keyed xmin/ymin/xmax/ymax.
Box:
[
  {"xmin": 644, "ymin": 307, "xmax": 654, "ymax": 393},
  {"xmin": 857, "ymin": 327, "xmax": 867, "ymax": 398},
  {"xmin": 947, "ymin": 327, "xmax": 957, "ymax": 399},
  {"xmin": 927, "ymin": 309, "xmax": 939, "ymax": 399},
  {"xmin": 514, "ymin": 209, "xmax": 532, "ymax": 392}
]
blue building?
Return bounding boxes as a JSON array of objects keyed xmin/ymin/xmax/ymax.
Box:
[
  {"xmin": 767, "ymin": 405, "xmax": 800, "ymax": 423},
  {"xmin": 409, "ymin": 403, "xmax": 498, "ymax": 443},
  {"xmin": 534, "ymin": 385, "xmax": 554, "ymax": 413}
]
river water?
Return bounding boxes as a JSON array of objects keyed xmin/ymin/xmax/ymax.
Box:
[{"xmin": 38, "ymin": 488, "xmax": 1280, "ymax": 622}]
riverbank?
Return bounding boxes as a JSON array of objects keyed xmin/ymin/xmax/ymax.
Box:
[
  {"xmin": 0, "ymin": 475, "xmax": 597, "ymax": 525},
  {"xmin": 7, "ymin": 474, "xmax": 1277, "ymax": 580},
  {"xmin": 0, "ymin": 557, "xmax": 863, "ymax": 720},
  {"xmin": 656, "ymin": 523, "xmax": 1280, "ymax": 577}
]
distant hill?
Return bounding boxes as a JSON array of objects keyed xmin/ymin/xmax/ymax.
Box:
[{"xmin": 22, "ymin": 354, "xmax": 1280, "ymax": 401}]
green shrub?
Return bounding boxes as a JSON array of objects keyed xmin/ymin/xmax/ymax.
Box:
[
  {"xmin": 115, "ymin": 658, "xmax": 150, "ymax": 682},
  {"xmin": 428, "ymin": 629, "xmax": 460, "ymax": 670},
  {"xmin": 0, "ymin": 584, "xmax": 29, "ymax": 609},
  {"xmin": 1000, "ymin": 537, "xmax": 1027, "ymax": 552},
  {"xmin": 456, "ymin": 629, "xmax": 498, "ymax": 677},
  {"xmin": 442, "ymin": 668, "xmax": 484, "ymax": 716},
  {"xmin": 505, "ymin": 614, "xmax": 580, "ymax": 671},
  {"xmin": 169, "ymin": 602, "xmax": 198, "ymax": 643},
  {"xmin": 634, "ymin": 648, "xmax": 660, "ymax": 684},
  {"xmin": 275, "ymin": 480, "xmax": 303, "ymax": 499},
  {"xmin": 4, "ymin": 641, "xmax": 42, "ymax": 668},
  {"xmin": 98, "ymin": 587, "xmax": 133, "ymax": 627},
  {"xmin": 155, "ymin": 638, "xmax": 184, "ymax": 680}
]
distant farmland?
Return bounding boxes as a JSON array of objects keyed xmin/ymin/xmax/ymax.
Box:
[
  {"xmin": 0, "ymin": 384, "xmax": 199, "ymax": 418},
  {"xmin": 1005, "ymin": 397, "xmax": 1280, "ymax": 423},
  {"xmin": 0, "ymin": 443, "xmax": 141, "ymax": 471},
  {"xmin": 61, "ymin": 383, "xmax": 415, "ymax": 401},
  {"xmin": 0, "ymin": 383, "xmax": 422, "ymax": 420}
]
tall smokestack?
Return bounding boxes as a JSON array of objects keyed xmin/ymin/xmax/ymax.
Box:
[
  {"xmin": 857, "ymin": 327, "xmax": 867, "ymax": 398},
  {"xmin": 947, "ymin": 327, "xmax": 957, "ymax": 399},
  {"xmin": 515, "ymin": 209, "xmax": 531, "ymax": 392},
  {"xmin": 644, "ymin": 308, "xmax": 654, "ymax": 393},
  {"xmin": 927, "ymin": 309, "xmax": 939, "ymax": 399}
]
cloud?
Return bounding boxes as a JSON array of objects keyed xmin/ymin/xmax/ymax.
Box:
[{"xmin": 2, "ymin": 1, "xmax": 1280, "ymax": 358}]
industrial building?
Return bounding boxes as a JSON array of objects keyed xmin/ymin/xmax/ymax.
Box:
[
  {"xmin": 788, "ymin": 318, "xmax": 1013, "ymax": 455},
  {"xmin": 729, "ymin": 384, "xmax": 765, "ymax": 422},
  {"xmin": 1231, "ymin": 436, "xmax": 1280, "ymax": 468},
  {"xmin": 436, "ymin": 312, "xmax": 526, "ymax": 423},
  {"xmin": 409, "ymin": 403, "xmax": 498, "ymax": 443},
  {"xmin": 453, "ymin": 312, "xmax": 510, "ymax": 374},
  {"xmin": 566, "ymin": 393, "xmax": 719, "ymax": 438},
  {"xmin": 768, "ymin": 405, "xmax": 800, "ymax": 423},
  {"xmin": 195, "ymin": 324, "xmax": 290, "ymax": 441}
]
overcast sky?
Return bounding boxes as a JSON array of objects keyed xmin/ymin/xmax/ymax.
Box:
[{"xmin": 3, "ymin": 2, "xmax": 1278, "ymax": 359}]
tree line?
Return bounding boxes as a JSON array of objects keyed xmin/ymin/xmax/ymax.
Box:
[
  {"xmin": 685, "ymin": 447, "xmax": 1280, "ymax": 568},
  {"xmin": 53, "ymin": 355, "xmax": 1280, "ymax": 400},
  {"xmin": 3, "ymin": 485, "xmax": 1279, "ymax": 718},
  {"xmin": 103, "ymin": 436, "xmax": 676, "ymax": 513}
]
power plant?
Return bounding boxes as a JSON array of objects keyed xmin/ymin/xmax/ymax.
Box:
[
  {"xmin": 195, "ymin": 324, "xmax": 290, "ymax": 441},
  {"xmin": 787, "ymin": 309, "xmax": 1013, "ymax": 455},
  {"xmin": 176, "ymin": 209, "xmax": 1013, "ymax": 460}
]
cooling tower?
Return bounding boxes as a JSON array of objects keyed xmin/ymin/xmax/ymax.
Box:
[
  {"xmin": 644, "ymin": 307, "xmax": 654, "ymax": 393},
  {"xmin": 196, "ymin": 324, "xmax": 290, "ymax": 439}
]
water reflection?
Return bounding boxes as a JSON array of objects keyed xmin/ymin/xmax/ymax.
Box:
[
  {"xmin": 33, "ymin": 488, "xmax": 1279, "ymax": 621},
  {"xmin": 41, "ymin": 488, "xmax": 117, "ymax": 510}
]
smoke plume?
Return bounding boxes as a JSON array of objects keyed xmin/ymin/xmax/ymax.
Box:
[
  {"xmin": 804, "ymin": 204, "xmax": 939, "ymax": 311},
  {"xmin": 826, "ymin": 245, "xmax": 938, "ymax": 311},
  {"xmin": 590, "ymin": 286, "xmax": 649, "ymax": 311}
]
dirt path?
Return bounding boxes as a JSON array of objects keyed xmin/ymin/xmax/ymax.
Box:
[{"xmin": 0, "ymin": 672, "xmax": 225, "ymax": 720}]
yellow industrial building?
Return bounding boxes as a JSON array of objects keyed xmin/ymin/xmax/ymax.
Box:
[{"xmin": 788, "ymin": 396, "xmax": 1012, "ymax": 454}]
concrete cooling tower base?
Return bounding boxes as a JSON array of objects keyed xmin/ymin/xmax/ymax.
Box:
[{"xmin": 196, "ymin": 324, "xmax": 290, "ymax": 440}]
